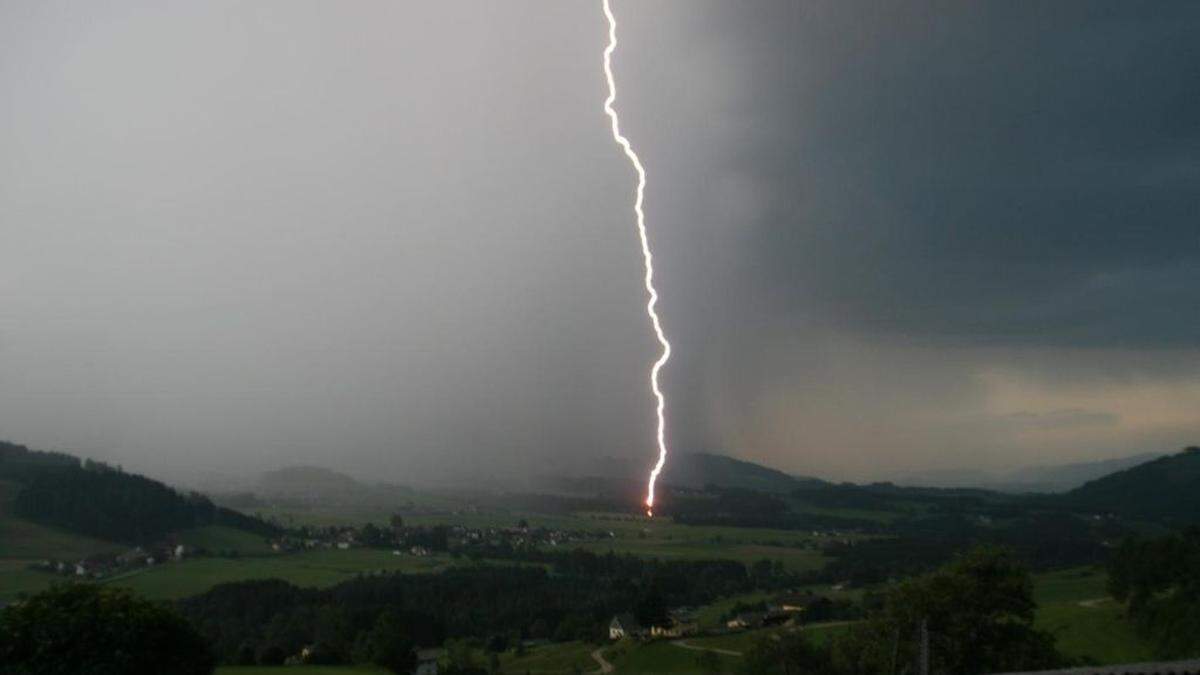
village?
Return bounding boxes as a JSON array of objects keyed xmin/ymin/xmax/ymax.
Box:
[
  {"xmin": 23, "ymin": 516, "xmax": 622, "ymax": 583},
  {"xmin": 609, "ymin": 589, "xmax": 838, "ymax": 643},
  {"xmin": 29, "ymin": 542, "xmax": 195, "ymax": 581},
  {"xmin": 265, "ymin": 517, "xmax": 619, "ymax": 557}
]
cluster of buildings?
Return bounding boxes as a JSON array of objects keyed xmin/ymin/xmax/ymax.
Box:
[
  {"xmin": 726, "ymin": 591, "xmax": 835, "ymax": 631},
  {"xmin": 268, "ymin": 521, "xmax": 614, "ymax": 556},
  {"xmin": 30, "ymin": 544, "xmax": 190, "ymax": 580},
  {"xmin": 609, "ymin": 609, "xmax": 700, "ymax": 641},
  {"xmin": 608, "ymin": 591, "xmax": 835, "ymax": 642},
  {"xmin": 421, "ymin": 520, "xmax": 615, "ymax": 551}
]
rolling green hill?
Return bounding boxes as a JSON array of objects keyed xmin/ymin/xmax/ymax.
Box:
[
  {"xmin": 661, "ymin": 452, "xmax": 826, "ymax": 493},
  {"xmin": 0, "ymin": 440, "xmax": 277, "ymax": 545},
  {"xmin": 0, "ymin": 479, "xmax": 123, "ymax": 560},
  {"xmin": 1062, "ymin": 446, "xmax": 1200, "ymax": 523}
]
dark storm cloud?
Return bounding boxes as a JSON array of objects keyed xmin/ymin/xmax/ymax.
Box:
[
  {"xmin": 3, "ymin": 1, "xmax": 1198, "ymax": 484},
  {"xmin": 697, "ymin": 1, "xmax": 1200, "ymax": 347},
  {"xmin": 606, "ymin": 1, "xmax": 1200, "ymax": 476}
]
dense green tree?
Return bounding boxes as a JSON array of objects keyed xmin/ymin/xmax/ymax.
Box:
[
  {"xmin": 256, "ymin": 644, "xmax": 286, "ymax": 666},
  {"xmin": 742, "ymin": 633, "xmax": 838, "ymax": 675},
  {"xmin": 2, "ymin": 442, "xmax": 275, "ymax": 543},
  {"xmin": 634, "ymin": 585, "xmax": 669, "ymax": 628},
  {"xmin": 830, "ymin": 546, "xmax": 1064, "ymax": 674},
  {"xmin": 360, "ymin": 522, "xmax": 388, "ymax": 547},
  {"xmin": 0, "ymin": 584, "xmax": 214, "ymax": 675},
  {"xmin": 444, "ymin": 637, "xmax": 486, "ymax": 674},
  {"xmin": 1109, "ymin": 527, "xmax": 1200, "ymax": 658},
  {"xmin": 362, "ymin": 611, "xmax": 417, "ymax": 674}
]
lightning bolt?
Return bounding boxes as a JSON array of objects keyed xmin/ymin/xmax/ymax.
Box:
[{"xmin": 601, "ymin": 0, "xmax": 672, "ymax": 516}]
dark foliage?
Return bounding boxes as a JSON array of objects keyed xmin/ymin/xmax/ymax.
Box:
[
  {"xmin": 0, "ymin": 441, "xmax": 78, "ymax": 482},
  {"xmin": 668, "ymin": 487, "xmax": 879, "ymax": 531},
  {"xmin": 178, "ymin": 551, "xmax": 771, "ymax": 664},
  {"xmin": 742, "ymin": 632, "xmax": 839, "ymax": 675},
  {"xmin": 0, "ymin": 584, "xmax": 215, "ymax": 675},
  {"xmin": 817, "ymin": 512, "xmax": 1108, "ymax": 586},
  {"xmin": 829, "ymin": 547, "xmax": 1066, "ymax": 675},
  {"xmin": 0, "ymin": 440, "xmax": 277, "ymax": 544},
  {"xmin": 1109, "ymin": 527, "xmax": 1200, "ymax": 658},
  {"xmin": 358, "ymin": 611, "xmax": 417, "ymax": 674},
  {"xmin": 1063, "ymin": 446, "xmax": 1200, "ymax": 524}
]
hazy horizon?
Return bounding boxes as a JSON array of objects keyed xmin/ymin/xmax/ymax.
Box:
[{"xmin": 3, "ymin": 1, "xmax": 1198, "ymax": 486}]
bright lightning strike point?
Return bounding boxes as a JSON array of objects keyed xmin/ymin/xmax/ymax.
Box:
[{"xmin": 601, "ymin": 0, "xmax": 672, "ymax": 516}]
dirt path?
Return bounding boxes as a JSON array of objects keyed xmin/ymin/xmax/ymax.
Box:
[
  {"xmin": 591, "ymin": 646, "xmax": 614, "ymax": 673},
  {"xmin": 670, "ymin": 640, "xmax": 743, "ymax": 657},
  {"xmin": 1078, "ymin": 597, "xmax": 1108, "ymax": 608}
]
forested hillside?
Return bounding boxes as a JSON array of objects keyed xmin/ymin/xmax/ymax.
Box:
[
  {"xmin": 0, "ymin": 440, "xmax": 276, "ymax": 543},
  {"xmin": 1063, "ymin": 447, "xmax": 1200, "ymax": 523}
]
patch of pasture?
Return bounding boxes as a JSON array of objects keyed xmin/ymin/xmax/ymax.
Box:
[{"xmin": 104, "ymin": 548, "xmax": 458, "ymax": 599}]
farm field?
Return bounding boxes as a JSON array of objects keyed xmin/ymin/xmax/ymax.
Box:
[
  {"xmin": 1032, "ymin": 566, "xmax": 1108, "ymax": 604},
  {"xmin": 0, "ymin": 559, "xmax": 65, "ymax": 603},
  {"xmin": 101, "ymin": 548, "xmax": 466, "ymax": 600},
  {"xmin": 1, "ymin": 547, "xmax": 518, "ymax": 603},
  {"xmin": 248, "ymin": 505, "xmax": 843, "ymax": 573},
  {"xmin": 0, "ymin": 480, "xmax": 123, "ymax": 560},
  {"xmin": 705, "ymin": 622, "xmax": 852, "ymax": 652},
  {"xmin": 1037, "ymin": 599, "xmax": 1155, "ymax": 665},
  {"xmin": 568, "ymin": 537, "xmax": 828, "ymax": 573},
  {"xmin": 1030, "ymin": 567, "xmax": 1155, "ymax": 665},
  {"xmin": 179, "ymin": 525, "xmax": 275, "ymax": 556},
  {"xmin": 607, "ymin": 639, "xmax": 741, "ymax": 674},
  {"xmin": 263, "ymin": 505, "xmax": 857, "ymax": 548},
  {"xmin": 499, "ymin": 640, "xmax": 598, "ymax": 674}
]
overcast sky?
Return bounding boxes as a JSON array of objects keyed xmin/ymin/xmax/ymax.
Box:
[{"xmin": 2, "ymin": 1, "xmax": 1198, "ymax": 485}]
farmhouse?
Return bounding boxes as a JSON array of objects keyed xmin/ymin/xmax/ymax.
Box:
[
  {"xmin": 726, "ymin": 612, "xmax": 764, "ymax": 630},
  {"xmin": 609, "ymin": 613, "xmax": 645, "ymax": 640},
  {"xmin": 650, "ymin": 617, "xmax": 698, "ymax": 638},
  {"xmin": 727, "ymin": 609, "xmax": 793, "ymax": 631},
  {"xmin": 770, "ymin": 592, "xmax": 810, "ymax": 612}
]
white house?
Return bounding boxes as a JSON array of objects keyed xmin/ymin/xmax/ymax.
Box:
[{"xmin": 609, "ymin": 614, "xmax": 645, "ymax": 640}]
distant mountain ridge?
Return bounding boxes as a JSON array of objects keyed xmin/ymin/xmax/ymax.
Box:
[
  {"xmin": 899, "ymin": 452, "xmax": 1164, "ymax": 493},
  {"xmin": 532, "ymin": 451, "xmax": 826, "ymax": 498},
  {"xmin": 659, "ymin": 452, "xmax": 827, "ymax": 493},
  {"xmin": 255, "ymin": 465, "xmax": 415, "ymax": 507},
  {"xmin": 257, "ymin": 466, "xmax": 362, "ymax": 498},
  {"xmin": 1062, "ymin": 446, "xmax": 1200, "ymax": 523}
]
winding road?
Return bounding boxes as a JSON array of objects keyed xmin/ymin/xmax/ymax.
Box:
[{"xmin": 591, "ymin": 646, "xmax": 614, "ymax": 673}]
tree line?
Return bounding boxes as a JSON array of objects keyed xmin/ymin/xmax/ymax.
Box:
[
  {"xmin": 1109, "ymin": 527, "xmax": 1200, "ymax": 658},
  {"xmin": 177, "ymin": 549, "xmax": 794, "ymax": 667},
  {"xmin": 1, "ymin": 440, "xmax": 277, "ymax": 543}
]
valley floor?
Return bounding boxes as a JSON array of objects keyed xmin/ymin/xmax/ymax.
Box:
[{"xmin": 0, "ymin": 499, "xmax": 1159, "ymax": 673}]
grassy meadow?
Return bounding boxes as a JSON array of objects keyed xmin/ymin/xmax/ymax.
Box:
[
  {"xmin": 0, "ymin": 479, "xmax": 123, "ymax": 561},
  {"xmin": 179, "ymin": 525, "xmax": 277, "ymax": 556},
  {"xmin": 101, "ymin": 548, "xmax": 459, "ymax": 600},
  {"xmin": 499, "ymin": 641, "xmax": 598, "ymax": 673},
  {"xmin": 1030, "ymin": 567, "xmax": 1155, "ymax": 665}
]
